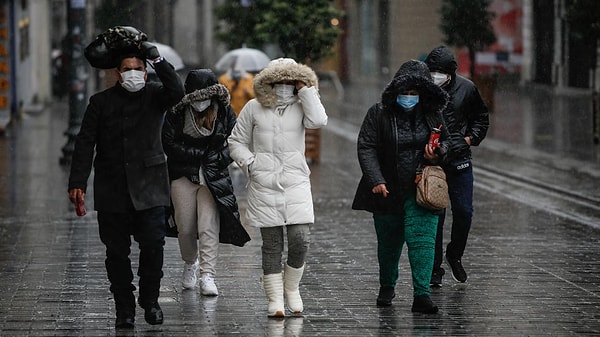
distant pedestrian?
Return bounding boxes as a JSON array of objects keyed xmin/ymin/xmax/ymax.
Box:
[
  {"xmin": 218, "ymin": 60, "xmax": 255, "ymax": 116},
  {"xmin": 424, "ymin": 46, "xmax": 489, "ymax": 286},
  {"xmin": 352, "ymin": 59, "xmax": 449, "ymax": 313},
  {"xmin": 162, "ymin": 69, "xmax": 250, "ymax": 296},
  {"xmin": 228, "ymin": 58, "xmax": 328, "ymax": 317},
  {"xmin": 68, "ymin": 40, "xmax": 185, "ymax": 328}
]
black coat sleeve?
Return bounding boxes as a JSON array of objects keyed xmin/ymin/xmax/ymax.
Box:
[
  {"xmin": 465, "ymin": 85, "xmax": 489, "ymax": 146},
  {"xmin": 154, "ymin": 60, "xmax": 185, "ymax": 111},
  {"xmin": 68, "ymin": 95, "xmax": 101, "ymax": 192},
  {"xmin": 357, "ymin": 104, "xmax": 386, "ymax": 188}
]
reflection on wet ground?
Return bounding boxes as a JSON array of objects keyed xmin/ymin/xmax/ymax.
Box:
[
  {"xmin": 0, "ymin": 77, "xmax": 599, "ymax": 335},
  {"xmin": 489, "ymin": 78, "xmax": 597, "ymax": 164}
]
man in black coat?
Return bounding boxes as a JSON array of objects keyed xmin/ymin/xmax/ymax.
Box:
[
  {"xmin": 424, "ymin": 46, "xmax": 489, "ymax": 286},
  {"xmin": 68, "ymin": 42, "xmax": 184, "ymax": 328}
]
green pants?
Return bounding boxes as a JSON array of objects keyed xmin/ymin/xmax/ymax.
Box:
[{"xmin": 373, "ymin": 193, "xmax": 438, "ymax": 297}]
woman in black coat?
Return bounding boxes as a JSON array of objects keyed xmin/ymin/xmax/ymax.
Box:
[
  {"xmin": 352, "ymin": 60, "xmax": 449, "ymax": 313},
  {"xmin": 162, "ymin": 69, "xmax": 250, "ymax": 295}
]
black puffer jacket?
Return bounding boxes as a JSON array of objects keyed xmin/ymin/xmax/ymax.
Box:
[
  {"xmin": 352, "ymin": 60, "xmax": 449, "ymax": 215},
  {"xmin": 425, "ymin": 46, "xmax": 489, "ymax": 162},
  {"xmin": 162, "ymin": 69, "xmax": 250, "ymax": 247}
]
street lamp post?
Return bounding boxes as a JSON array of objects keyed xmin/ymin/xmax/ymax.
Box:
[{"xmin": 60, "ymin": 0, "xmax": 87, "ymax": 165}]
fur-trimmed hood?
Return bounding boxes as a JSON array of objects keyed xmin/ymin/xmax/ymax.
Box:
[
  {"xmin": 253, "ymin": 58, "xmax": 319, "ymax": 108},
  {"xmin": 172, "ymin": 84, "xmax": 230, "ymax": 112},
  {"xmin": 381, "ymin": 59, "xmax": 448, "ymax": 114},
  {"xmin": 171, "ymin": 69, "xmax": 231, "ymax": 112}
]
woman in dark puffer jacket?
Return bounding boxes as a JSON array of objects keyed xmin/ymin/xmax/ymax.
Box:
[
  {"xmin": 162, "ymin": 69, "xmax": 250, "ymax": 296},
  {"xmin": 352, "ymin": 60, "xmax": 449, "ymax": 313}
]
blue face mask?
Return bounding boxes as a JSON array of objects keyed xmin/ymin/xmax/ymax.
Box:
[{"xmin": 396, "ymin": 95, "xmax": 419, "ymax": 110}]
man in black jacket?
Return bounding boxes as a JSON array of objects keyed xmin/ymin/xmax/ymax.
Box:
[
  {"xmin": 68, "ymin": 42, "xmax": 184, "ymax": 328},
  {"xmin": 424, "ymin": 46, "xmax": 489, "ymax": 286}
]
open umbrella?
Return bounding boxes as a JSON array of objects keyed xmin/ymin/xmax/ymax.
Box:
[
  {"xmin": 147, "ymin": 42, "xmax": 185, "ymax": 74},
  {"xmin": 215, "ymin": 47, "xmax": 271, "ymax": 73}
]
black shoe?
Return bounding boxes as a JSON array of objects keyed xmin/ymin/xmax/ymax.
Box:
[
  {"xmin": 114, "ymin": 290, "xmax": 136, "ymax": 328},
  {"xmin": 411, "ymin": 295, "xmax": 439, "ymax": 314},
  {"xmin": 430, "ymin": 268, "xmax": 445, "ymax": 288},
  {"xmin": 115, "ymin": 313, "xmax": 135, "ymax": 328},
  {"xmin": 143, "ymin": 302, "xmax": 164, "ymax": 325},
  {"xmin": 376, "ymin": 286, "xmax": 395, "ymax": 307},
  {"xmin": 445, "ymin": 255, "xmax": 467, "ymax": 283}
]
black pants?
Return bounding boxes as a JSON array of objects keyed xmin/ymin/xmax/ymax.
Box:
[
  {"xmin": 434, "ymin": 160, "xmax": 474, "ymax": 270},
  {"xmin": 98, "ymin": 206, "xmax": 166, "ymax": 309}
]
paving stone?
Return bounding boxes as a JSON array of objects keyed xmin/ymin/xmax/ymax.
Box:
[{"xmin": 0, "ymin": 84, "xmax": 599, "ymax": 336}]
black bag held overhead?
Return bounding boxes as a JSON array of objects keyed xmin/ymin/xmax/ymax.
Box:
[{"xmin": 84, "ymin": 26, "xmax": 148, "ymax": 69}]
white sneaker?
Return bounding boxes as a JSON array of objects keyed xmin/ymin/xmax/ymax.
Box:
[
  {"xmin": 200, "ymin": 273, "xmax": 218, "ymax": 296},
  {"xmin": 182, "ymin": 261, "xmax": 198, "ymax": 289}
]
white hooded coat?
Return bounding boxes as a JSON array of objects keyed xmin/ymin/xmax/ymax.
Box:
[{"xmin": 227, "ymin": 58, "xmax": 328, "ymax": 228}]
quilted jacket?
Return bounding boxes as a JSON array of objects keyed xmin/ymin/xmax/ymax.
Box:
[
  {"xmin": 352, "ymin": 60, "xmax": 449, "ymax": 215},
  {"xmin": 162, "ymin": 69, "xmax": 250, "ymax": 247},
  {"xmin": 227, "ymin": 59, "xmax": 328, "ymax": 228}
]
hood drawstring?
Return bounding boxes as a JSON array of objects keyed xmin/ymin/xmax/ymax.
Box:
[{"xmin": 275, "ymin": 104, "xmax": 291, "ymax": 116}]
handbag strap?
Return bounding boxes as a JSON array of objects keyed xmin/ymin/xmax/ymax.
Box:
[{"xmin": 415, "ymin": 162, "xmax": 425, "ymax": 184}]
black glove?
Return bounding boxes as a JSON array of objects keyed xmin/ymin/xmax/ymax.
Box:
[{"xmin": 141, "ymin": 41, "xmax": 160, "ymax": 60}]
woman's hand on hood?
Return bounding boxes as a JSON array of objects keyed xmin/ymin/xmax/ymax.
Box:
[{"xmin": 295, "ymin": 80, "xmax": 306, "ymax": 90}]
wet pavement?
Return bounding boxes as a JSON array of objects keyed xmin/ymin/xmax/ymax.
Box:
[{"xmin": 0, "ymin": 77, "xmax": 599, "ymax": 336}]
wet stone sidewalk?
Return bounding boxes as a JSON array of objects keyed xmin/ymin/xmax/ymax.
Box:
[{"xmin": 0, "ymin": 98, "xmax": 599, "ymax": 336}]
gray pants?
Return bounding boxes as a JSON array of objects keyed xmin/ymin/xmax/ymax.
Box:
[
  {"xmin": 171, "ymin": 176, "xmax": 220, "ymax": 275},
  {"xmin": 260, "ymin": 224, "xmax": 310, "ymax": 274}
]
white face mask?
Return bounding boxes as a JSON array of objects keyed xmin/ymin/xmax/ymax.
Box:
[
  {"xmin": 120, "ymin": 70, "xmax": 146, "ymax": 92},
  {"xmin": 191, "ymin": 99, "xmax": 212, "ymax": 113},
  {"xmin": 273, "ymin": 84, "xmax": 295, "ymax": 102},
  {"xmin": 431, "ymin": 72, "xmax": 450, "ymax": 87}
]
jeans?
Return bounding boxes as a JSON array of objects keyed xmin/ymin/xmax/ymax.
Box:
[
  {"xmin": 98, "ymin": 206, "xmax": 166, "ymax": 307},
  {"xmin": 434, "ymin": 159, "xmax": 474, "ymax": 270},
  {"xmin": 260, "ymin": 224, "xmax": 310, "ymax": 275}
]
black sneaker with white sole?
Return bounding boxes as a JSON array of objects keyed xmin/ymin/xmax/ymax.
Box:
[
  {"xmin": 445, "ymin": 255, "xmax": 467, "ymax": 282},
  {"xmin": 430, "ymin": 267, "xmax": 445, "ymax": 287}
]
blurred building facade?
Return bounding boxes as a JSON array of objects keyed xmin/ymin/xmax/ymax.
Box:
[
  {"xmin": 336, "ymin": 0, "xmax": 444, "ymax": 85},
  {"xmin": 1, "ymin": 0, "xmax": 598, "ymax": 132},
  {"xmin": 0, "ymin": 0, "xmax": 52, "ymax": 131},
  {"xmin": 523, "ymin": 0, "xmax": 598, "ymax": 91},
  {"xmin": 338, "ymin": 0, "xmax": 598, "ymax": 93}
]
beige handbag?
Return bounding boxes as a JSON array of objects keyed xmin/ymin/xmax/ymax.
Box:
[{"xmin": 415, "ymin": 165, "xmax": 449, "ymax": 210}]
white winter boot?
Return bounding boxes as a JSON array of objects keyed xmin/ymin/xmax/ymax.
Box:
[
  {"xmin": 284, "ymin": 264, "xmax": 305, "ymax": 314},
  {"xmin": 263, "ymin": 273, "xmax": 285, "ymax": 317}
]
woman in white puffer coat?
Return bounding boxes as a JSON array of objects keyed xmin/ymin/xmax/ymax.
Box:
[{"xmin": 228, "ymin": 58, "xmax": 327, "ymax": 317}]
